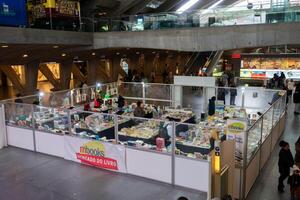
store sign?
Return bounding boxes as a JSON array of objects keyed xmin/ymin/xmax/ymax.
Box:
[
  {"xmin": 226, "ymin": 119, "xmax": 247, "ymax": 166},
  {"xmin": 0, "ymin": 0, "xmax": 27, "ymax": 26},
  {"xmin": 64, "ymin": 136, "xmax": 127, "ymax": 173},
  {"xmin": 241, "ymin": 69, "xmax": 300, "ymax": 79},
  {"xmin": 227, "ymin": 120, "xmax": 247, "ymax": 134}
]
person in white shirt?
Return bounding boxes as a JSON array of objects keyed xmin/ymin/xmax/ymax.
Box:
[{"xmin": 287, "ymin": 79, "xmax": 295, "ymax": 103}]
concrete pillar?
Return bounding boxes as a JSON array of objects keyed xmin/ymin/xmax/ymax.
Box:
[
  {"xmin": 87, "ymin": 59, "xmax": 98, "ymax": 85},
  {"xmin": 60, "ymin": 60, "xmax": 73, "ymax": 90},
  {"xmin": 112, "ymin": 57, "xmax": 121, "ymax": 82},
  {"xmin": 24, "ymin": 60, "xmax": 39, "ymax": 95}
]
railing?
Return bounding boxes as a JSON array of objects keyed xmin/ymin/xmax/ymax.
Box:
[{"xmin": 1, "ymin": 3, "xmax": 300, "ymax": 33}]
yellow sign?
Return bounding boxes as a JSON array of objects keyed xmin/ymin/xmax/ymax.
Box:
[{"xmin": 79, "ymin": 141, "xmax": 106, "ymax": 157}]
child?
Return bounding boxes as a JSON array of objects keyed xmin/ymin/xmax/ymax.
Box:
[
  {"xmin": 288, "ymin": 165, "xmax": 300, "ymax": 200},
  {"xmin": 278, "ymin": 140, "xmax": 294, "ymax": 193}
]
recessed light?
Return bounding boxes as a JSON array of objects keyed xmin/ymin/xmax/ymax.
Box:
[
  {"xmin": 1, "ymin": 45, "xmax": 8, "ymax": 48},
  {"xmin": 22, "ymin": 54, "xmax": 28, "ymax": 58},
  {"xmin": 92, "ymin": 52, "xmax": 96, "ymax": 56},
  {"xmin": 53, "ymin": 45, "xmax": 59, "ymax": 48},
  {"xmin": 61, "ymin": 53, "xmax": 67, "ymax": 57}
]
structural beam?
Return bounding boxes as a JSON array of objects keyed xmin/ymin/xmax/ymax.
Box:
[
  {"xmin": 39, "ymin": 64, "xmax": 61, "ymax": 90},
  {"xmin": 0, "ymin": 65, "xmax": 25, "ymax": 94},
  {"xmin": 60, "ymin": 60, "xmax": 73, "ymax": 90},
  {"xmin": 24, "ymin": 60, "xmax": 39, "ymax": 95},
  {"xmin": 72, "ymin": 64, "xmax": 87, "ymax": 84}
]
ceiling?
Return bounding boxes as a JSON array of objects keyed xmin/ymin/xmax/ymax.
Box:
[{"xmin": 80, "ymin": 0, "xmax": 244, "ymax": 17}]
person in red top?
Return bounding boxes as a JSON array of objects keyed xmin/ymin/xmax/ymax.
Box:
[
  {"xmin": 84, "ymin": 101, "xmax": 91, "ymax": 111},
  {"xmin": 94, "ymin": 94, "xmax": 102, "ymax": 108}
]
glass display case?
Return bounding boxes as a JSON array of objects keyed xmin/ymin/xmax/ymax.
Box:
[
  {"xmin": 34, "ymin": 106, "xmax": 69, "ymax": 134},
  {"xmin": 5, "ymin": 103, "xmax": 33, "ymax": 129},
  {"xmin": 117, "ymin": 116, "xmax": 172, "ymax": 153},
  {"xmin": 175, "ymin": 122, "xmax": 212, "ymax": 160},
  {"xmin": 71, "ymin": 112, "xmax": 116, "ymax": 141},
  {"xmin": 262, "ymin": 107, "xmax": 273, "ymax": 142},
  {"xmin": 247, "ymin": 118, "xmax": 262, "ymax": 163}
]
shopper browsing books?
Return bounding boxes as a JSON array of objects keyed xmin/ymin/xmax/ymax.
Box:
[{"xmin": 133, "ymin": 101, "xmax": 145, "ymax": 118}]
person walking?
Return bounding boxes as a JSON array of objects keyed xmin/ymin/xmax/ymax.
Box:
[
  {"xmin": 278, "ymin": 140, "xmax": 294, "ymax": 193},
  {"xmin": 229, "ymin": 83, "xmax": 237, "ymax": 106},
  {"xmin": 217, "ymin": 83, "xmax": 226, "ymax": 105},
  {"xmin": 295, "ymin": 137, "xmax": 300, "ymax": 165},
  {"xmin": 293, "ymin": 84, "xmax": 300, "ymax": 115}
]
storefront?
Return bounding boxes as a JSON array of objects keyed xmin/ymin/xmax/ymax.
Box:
[
  {"xmin": 0, "ymin": 0, "xmax": 27, "ymax": 26},
  {"xmin": 0, "ymin": 81, "xmax": 287, "ymax": 200},
  {"xmin": 27, "ymin": 0, "xmax": 80, "ymax": 30},
  {"xmin": 240, "ymin": 54, "xmax": 300, "ymax": 80}
]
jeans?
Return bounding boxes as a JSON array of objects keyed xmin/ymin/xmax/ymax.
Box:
[
  {"xmin": 278, "ymin": 169, "xmax": 290, "ymax": 190},
  {"xmin": 230, "ymin": 96, "xmax": 236, "ymax": 105}
]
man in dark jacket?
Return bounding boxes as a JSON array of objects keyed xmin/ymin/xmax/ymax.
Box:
[
  {"xmin": 294, "ymin": 84, "xmax": 300, "ymax": 114},
  {"xmin": 278, "ymin": 140, "xmax": 294, "ymax": 192},
  {"xmin": 295, "ymin": 137, "xmax": 300, "ymax": 165},
  {"xmin": 208, "ymin": 96, "xmax": 216, "ymax": 116}
]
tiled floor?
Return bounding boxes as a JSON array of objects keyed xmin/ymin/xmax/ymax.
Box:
[
  {"xmin": 246, "ymin": 103, "xmax": 300, "ymax": 200},
  {"xmin": 0, "ymin": 147, "xmax": 206, "ymax": 200}
]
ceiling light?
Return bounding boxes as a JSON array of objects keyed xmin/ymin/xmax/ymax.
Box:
[
  {"xmin": 22, "ymin": 54, "xmax": 28, "ymax": 58},
  {"xmin": 116, "ymin": 52, "xmax": 120, "ymax": 55},
  {"xmin": 202, "ymin": 0, "xmax": 224, "ymax": 14},
  {"xmin": 61, "ymin": 53, "xmax": 67, "ymax": 57},
  {"xmin": 92, "ymin": 52, "xmax": 96, "ymax": 56},
  {"xmin": 53, "ymin": 45, "xmax": 59, "ymax": 48},
  {"xmin": 177, "ymin": 0, "xmax": 199, "ymax": 12},
  {"xmin": 39, "ymin": 92, "xmax": 45, "ymax": 97},
  {"xmin": 1, "ymin": 45, "xmax": 8, "ymax": 48}
]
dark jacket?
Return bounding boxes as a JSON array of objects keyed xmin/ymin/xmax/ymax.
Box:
[
  {"xmin": 208, "ymin": 99, "xmax": 216, "ymax": 116},
  {"xmin": 294, "ymin": 90, "xmax": 300, "ymax": 104},
  {"xmin": 295, "ymin": 141, "xmax": 300, "ymax": 164},
  {"xmin": 278, "ymin": 148, "xmax": 294, "ymax": 173},
  {"xmin": 230, "ymin": 88, "xmax": 237, "ymax": 96},
  {"xmin": 217, "ymin": 88, "xmax": 226, "ymax": 100},
  {"xmin": 134, "ymin": 107, "xmax": 145, "ymax": 118}
]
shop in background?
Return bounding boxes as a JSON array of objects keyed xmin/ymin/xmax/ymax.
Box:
[
  {"xmin": 27, "ymin": 0, "xmax": 80, "ymax": 30},
  {"xmin": 0, "ymin": 0, "xmax": 27, "ymax": 26},
  {"xmin": 240, "ymin": 54, "xmax": 300, "ymax": 79}
]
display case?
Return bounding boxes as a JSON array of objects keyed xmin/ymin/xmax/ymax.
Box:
[
  {"xmin": 262, "ymin": 107, "xmax": 273, "ymax": 142},
  {"xmin": 247, "ymin": 118, "xmax": 262, "ymax": 163},
  {"xmin": 5, "ymin": 103, "xmax": 33, "ymax": 129},
  {"xmin": 71, "ymin": 112, "xmax": 117, "ymax": 141},
  {"xmin": 117, "ymin": 116, "xmax": 172, "ymax": 153},
  {"xmin": 34, "ymin": 106, "xmax": 69, "ymax": 134},
  {"xmin": 175, "ymin": 123, "xmax": 211, "ymax": 160}
]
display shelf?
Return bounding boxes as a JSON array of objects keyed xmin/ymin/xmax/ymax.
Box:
[
  {"xmin": 247, "ymin": 119, "xmax": 262, "ymax": 163},
  {"xmin": 262, "ymin": 107, "xmax": 273, "ymax": 142}
]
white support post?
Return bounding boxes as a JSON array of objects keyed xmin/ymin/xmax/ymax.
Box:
[
  {"xmin": 0, "ymin": 104, "xmax": 7, "ymax": 148},
  {"xmin": 142, "ymin": 82, "xmax": 146, "ymax": 105}
]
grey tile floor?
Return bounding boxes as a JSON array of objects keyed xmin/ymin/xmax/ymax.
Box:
[
  {"xmin": 246, "ymin": 103, "xmax": 300, "ymax": 200},
  {"xmin": 0, "ymin": 147, "xmax": 206, "ymax": 200}
]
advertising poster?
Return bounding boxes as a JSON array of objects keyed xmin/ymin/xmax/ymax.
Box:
[
  {"xmin": 226, "ymin": 119, "xmax": 247, "ymax": 166},
  {"xmin": 0, "ymin": 0, "xmax": 27, "ymax": 26},
  {"xmin": 64, "ymin": 136, "xmax": 127, "ymax": 173}
]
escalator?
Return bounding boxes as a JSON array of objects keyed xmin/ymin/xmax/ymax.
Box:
[
  {"xmin": 205, "ymin": 50, "xmax": 224, "ymax": 76},
  {"xmin": 184, "ymin": 51, "xmax": 223, "ymax": 76},
  {"xmin": 184, "ymin": 52, "xmax": 209, "ymax": 75}
]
